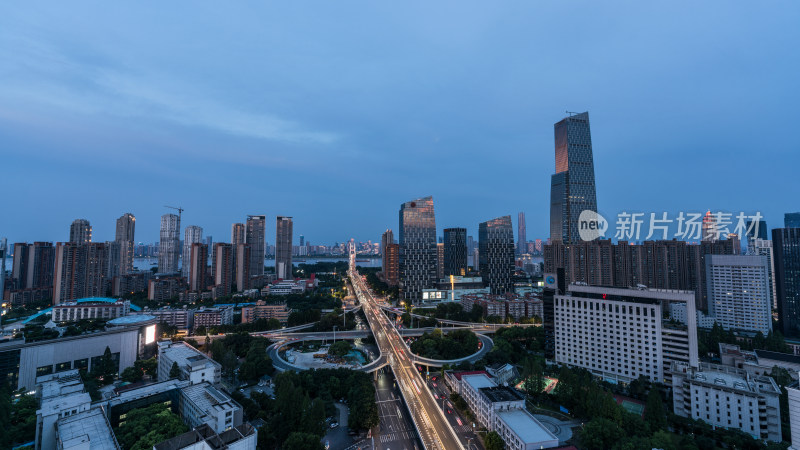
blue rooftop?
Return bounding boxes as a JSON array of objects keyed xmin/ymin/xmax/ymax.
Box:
[{"xmin": 108, "ymin": 315, "xmax": 156, "ymax": 326}]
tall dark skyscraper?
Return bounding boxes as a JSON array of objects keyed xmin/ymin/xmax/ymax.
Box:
[
  {"xmin": 549, "ymin": 111, "xmax": 598, "ymax": 244},
  {"xmin": 773, "ymin": 228, "xmax": 800, "ymax": 338},
  {"xmin": 231, "ymin": 223, "xmax": 245, "ymax": 245},
  {"xmin": 517, "ymin": 212, "xmax": 527, "ymax": 255},
  {"xmin": 443, "ymin": 227, "xmax": 467, "ymax": 277},
  {"xmin": 246, "ymin": 215, "xmax": 266, "ymax": 277},
  {"xmin": 479, "ymin": 215, "xmax": 515, "ymax": 294},
  {"xmin": 785, "ymin": 213, "xmax": 800, "ymax": 228},
  {"xmin": 275, "ymin": 216, "xmax": 293, "ymax": 279},
  {"xmin": 115, "ymin": 213, "xmax": 136, "ymax": 275},
  {"xmin": 399, "ymin": 196, "xmax": 437, "ymax": 304},
  {"xmin": 381, "ymin": 229, "xmax": 394, "ymax": 271}
]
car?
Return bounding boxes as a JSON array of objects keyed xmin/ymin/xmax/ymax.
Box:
[
  {"xmin": 447, "ymin": 409, "xmax": 453, "ymax": 414},
  {"xmin": 325, "ymin": 441, "xmax": 330, "ymax": 449},
  {"xmin": 330, "ymin": 422, "xmax": 339, "ymax": 428}
]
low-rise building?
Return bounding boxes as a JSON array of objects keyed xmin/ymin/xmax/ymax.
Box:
[
  {"xmin": 112, "ymin": 271, "xmax": 152, "ymax": 297},
  {"xmin": 671, "ymin": 361, "xmax": 782, "ymax": 442},
  {"xmin": 55, "ymin": 407, "xmax": 120, "ymax": 450},
  {"xmin": 193, "ymin": 306, "xmax": 233, "ymax": 330},
  {"xmin": 719, "ymin": 343, "xmax": 800, "ymax": 381},
  {"xmin": 36, "ymin": 370, "xmax": 93, "ymax": 450},
  {"xmin": 144, "ymin": 307, "xmax": 196, "ymax": 331},
  {"xmin": 157, "ymin": 341, "xmax": 221, "ymax": 385},
  {"xmin": 241, "ymin": 300, "xmax": 291, "ymax": 324},
  {"xmin": 461, "ymin": 292, "xmax": 543, "ymax": 321},
  {"xmin": 460, "ymin": 374, "xmax": 558, "ymax": 450},
  {"xmin": 52, "ymin": 300, "xmax": 131, "ymax": 322},
  {"xmin": 444, "ymin": 370, "xmax": 492, "ymax": 395},
  {"xmin": 153, "ymin": 423, "xmax": 256, "ymax": 450},
  {"xmin": 180, "ymin": 382, "xmax": 242, "ymax": 432}
]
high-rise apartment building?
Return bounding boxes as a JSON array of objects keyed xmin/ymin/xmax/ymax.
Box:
[
  {"xmin": 0, "ymin": 238, "xmax": 6, "ymax": 297},
  {"xmin": 517, "ymin": 212, "xmax": 527, "ymax": 255},
  {"xmin": 549, "ymin": 112, "xmax": 598, "ymax": 244},
  {"xmin": 443, "ymin": 228, "xmax": 467, "ymax": 277},
  {"xmin": 554, "ymin": 284, "xmax": 699, "ymax": 384},
  {"xmin": 399, "ymin": 196, "xmax": 437, "ymax": 303},
  {"xmin": 385, "ymin": 243, "xmax": 400, "ymax": 287},
  {"xmin": 381, "ymin": 229, "xmax": 394, "ymax": 272},
  {"xmin": 785, "ymin": 213, "xmax": 800, "ymax": 228},
  {"xmin": 53, "ymin": 242, "xmax": 107, "ymax": 304},
  {"xmin": 69, "ymin": 219, "xmax": 92, "ymax": 244},
  {"xmin": 436, "ymin": 243, "xmax": 445, "ymax": 279},
  {"xmin": 115, "ymin": 213, "xmax": 136, "ymax": 275},
  {"xmin": 706, "ymin": 255, "xmax": 772, "ymax": 335},
  {"xmin": 182, "ymin": 226, "xmax": 204, "ymax": 279},
  {"xmin": 745, "ymin": 219, "xmax": 768, "ymax": 243},
  {"xmin": 188, "ymin": 243, "xmax": 209, "ymax": 292},
  {"xmin": 11, "ymin": 242, "xmax": 55, "ymax": 291},
  {"xmin": 158, "ymin": 214, "xmax": 181, "ymax": 274},
  {"xmin": 702, "ymin": 211, "xmax": 718, "ymax": 242},
  {"xmin": 234, "ymin": 244, "xmax": 251, "ymax": 292},
  {"xmin": 211, "ymin": 243, "xmax": 233, "ymax": 299},
  {"xmin": 231, "ymin": 223, "xmax": 245, "ymax": 245},
  {"xmin": 479, "ymin": 216, "xmax": 515, "ymax": 294},
  {"xmin": 246, "ymin": 215, "xmax": 266, "ymax": 277},
  {"xmin": 275, "ymin": 216, "xmax": 293, "ymax": 279},
  {"xmin": 749, "ymin": 238, "xmax": 777, "ymax": 311},
  {"xmin": 773, "ymin": 228, "xmax": 800, "ymax": 338}
]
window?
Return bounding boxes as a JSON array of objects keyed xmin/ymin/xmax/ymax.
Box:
[{"xmin": 37, "ymin": 365, "xmax": 53, "ymax": 376}]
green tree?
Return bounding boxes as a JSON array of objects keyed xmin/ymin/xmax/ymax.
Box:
[
  {"xmin": 114, "ymin": 402, "xmax": 188, "ymax": 450},
  {"xmin": 643, "ymin": 387, "xmax": 667, "ymax": 431},
  {"xmin": 328, "ymin": 340, "xmax": 352, "ymax": 358},
  {"xmin": 283, "ymin": 432, "xmax": 324, "ymax": 450},
  {"xmin": 121, "ymin": 366, "xmax": 142, "ymax": 383},
  {"xmin": 485, "ymin": 431, "xmax": 504, "ymax": 450},
  {"xmin": 579, "ymin": 417, "xmax": 625, "ymax": 450},
  {"xmin": 169, "ymin": 361, "xmax": 180, "ymax": 379}
]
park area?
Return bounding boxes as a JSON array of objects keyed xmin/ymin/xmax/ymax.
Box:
[{"xmin": 516, "ymin": 376, "xmax": 559, "ymax": 394}]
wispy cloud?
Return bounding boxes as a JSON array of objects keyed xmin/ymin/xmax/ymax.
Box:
[{"xmin": 0, "ymin": 35, "xmax": 340, "ymax": 145}]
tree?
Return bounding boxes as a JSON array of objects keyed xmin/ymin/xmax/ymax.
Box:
[
  {"xmin": 115, "ymin": 402, "xmax": 188, "ymax": 450},
  {"xmin": 121, "ymin": 366, "xmax": 142, "ymax": 383},
  {"xmin": 643, "ymin": 387, "xmax": 667, "ymax": 431},
  {"xmin": 579, "ymin": 417, "xmax": 624, "ymax": 450},
  {"xmin": 169, "ymin": 361, "xmax": 180, "ymax": 379},
  {"xmin": 329, "ymin": 340, "xmax": 352, "ymax": 358},
  {"xmin": 283, "ymin": 432, "xmax": 324, "ymax": 450},
  {"xmin": 485, "ymin": 431, "xmax": 504, "ymax": 450}
]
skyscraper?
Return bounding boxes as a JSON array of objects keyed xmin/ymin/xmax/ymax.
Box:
[
  {"xmin": 549, "ymin": 112, "xmax": 598, "ymax": 244},
  {"xmin": 11, "ymin": 242, "xmax": 55, "ymax": 291},
  {"xmin": 385, "ymin": 243, "xmax": 400, "ymax": 286},
  {"xmin": 188, "ymin": 243, "xmax": 209, "ymax": 292},
  {"xmin": 750, "ymin": 238, "xmax": 777, "ymax": 311},
  {"xmin": 158, "ymin": 214, "xmax": 181, "ymax": 274},
  {"xmin": 436, "ymin": 243, "xmax": 445, "ymax": 279},
  {"xmin": 182, "ymin": 226, "xmax": 203, "ymax": 279},
  {"xmin": 399, "ymin": 196, "xmax": 437, "ymax": 303},
  {"xmin": 211, "ymin": 243, "xmax": 233, "ymax": 299},
  {"xmin": 773, "ymin": 228, "xmax": 800, "ymax": 338},
  {"xmin": 479, "ymin": 216, "xmax": 515, "ymax": 294},
  {"xmin": 443, "ymin": 228, "xmax": 467, "ymax": 277},
  {"xmin": 701, "ymin": 211, "xmax": 718, "ymax": 242},
  {"xmin": 234, "ymin": 243, "xmax": 252, "ymax": 291},
  {"xmin": 231, "ymin": 223, "xmax": 245, "ymax": 245},
  {"xmin": 69, "ymin": 219, "xmax": 92, "ymax": 244},
  {"xmin": 115, "ymin": 213, "xmax": 136, "ymax": 275},
  {"xmin": 785, "ymin": 213, "xmax": 800, "ymax": 228},
  {"xmin": 246, "ymin": 215, "xmax": 266, "ymax": 277},
  {"xmin": 0, "ymin": 238, "xmax": 6, "ymax": 297},
  {"xmin": 517, "ymin": 212, "xmax": 527, "ymax": 255},
  {"xmin": 745, "ymin": 219, "xmax": 768, "ymax": 242},
  {"xmin": 275, "ymin": 216, "xmax": 293, "ymax": 279},
  {"xmin": 53, "ymin": 242, "xmax": 107, "ymax": 304},
  {"xmin": 381, "ymin": 229, "xmax": 394, "ymax": 272}
]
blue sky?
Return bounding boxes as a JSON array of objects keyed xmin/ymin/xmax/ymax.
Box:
[{"xmin": 1, "ymin": 1, "xmax": 799, "ymax": 245}]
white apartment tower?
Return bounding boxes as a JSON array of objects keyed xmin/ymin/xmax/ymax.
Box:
[
  {"xmin": 182, "ymin": 226, "xmax": 204, "ymax": 279},
  {"xmin": 706, "ymin": 254, "xmax": 772, "ymax": 335},
  {"xmin": 159, "ymin": 214, "xmax": 181, "ymax": 274}
]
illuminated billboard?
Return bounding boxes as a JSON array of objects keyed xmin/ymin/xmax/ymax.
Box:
[{"xmin": 144, "ymin": 324, "xmax": 156, "ymax": 344}]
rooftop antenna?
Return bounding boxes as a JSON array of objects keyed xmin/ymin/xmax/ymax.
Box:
[{"xmin": 164, "ymin": 205, "xmax": 184, "ymax": 219}]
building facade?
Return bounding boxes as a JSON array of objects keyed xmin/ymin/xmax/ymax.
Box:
[
  {"xmin": 53, "ymin": 242, "xmax": 108, "ymax": 304},
  {"xmin": 157, "ymin": 340, "xmax": 221, "ymax": 385},
  {"xmin": 399, "ymin": 196, "xmax": 437, "ymax": 304},
  {"xmin": 241, "ymin": 300, "xmax": 291, "ymax": 324},
  {"xmin": 211, "ymin": 243, "xmax": 233, "ymax": 299},
  {"xmin": 671, "ymin": 362, "xmax": 781, "ymax": 442},
  {"xmin": 193, "ymin": 306, "xmax": 234, "ymax": 330},
  {"xmin": 381, "ymin": 229, "xmax": 394, "ymax": 272},
  {"xmin": 479, "ymin": 216, "xmax": 515, "ymax": 294},
  {"xmin": 182, "ymin": 226, "xmax": 204, "ymax": 279},
  {"xmin": 188, "ymin": 243, "xmax": 209, "ymax": 293},
  {"xmin": 246, "ymin": 215, "xmax": 266, "ymax": 277},
  {"xmin": 69, "ymin": 219, "xmax": 92, "ymax": 244},
  {"xmin": 443, "ymin": 227, "xmax": 467, "ymax": 277},
  {"xmin": 275, "ymin": 216, "xmax": 293, "ymax": 279},
  {"xmin": 517, "ymin": 212, "xmax": 527, "ymax": 255},
  {"xmin": 159, "ymin": 214, "xmax": 181, "ymax": 274},
  {"xmin": 385, "ymin": 243, "xmax": 400, "ymax": 287},
  {"xmin": 706, "ymin": 255, "xmax": 772, "ymax": 335},
  {"xmin": 115, "ymin": 213, "xmax": 136, "ymax": 276},
  {"xmin": 549, "ymin": 112, "xmax": 598, "ymax": 244},
  {"xmin": 52, "ymin": 300, "xmax": 131, "ymax": 322},
  {"xmin": 554, "ymin": 284, "xmax": 699, "ymax": 384},
  {"xmin": 773, "ymin": 228, "xmax": 800, "ymax": 338}
]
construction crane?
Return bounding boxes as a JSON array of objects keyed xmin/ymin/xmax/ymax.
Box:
[{"xmin": 164, "ymin": 205, "xmax": 184, "ymax": 219}]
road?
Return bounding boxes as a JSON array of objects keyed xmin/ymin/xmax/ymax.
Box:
[
  {"xmin": 425, "ymin": 377, "xmax": 483, "ymax": 450},
  {"xmin": 350, "ymin": 269, "xmax": 464, "ymax": 450},
  {"xmin": 374, "ymin": 366, "xmax": 422, "ymax": 450}
]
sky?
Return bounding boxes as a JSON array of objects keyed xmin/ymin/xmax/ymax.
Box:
[{"xmin": 1, "ymin": 1, "xmax": 799, "ymax": 246}]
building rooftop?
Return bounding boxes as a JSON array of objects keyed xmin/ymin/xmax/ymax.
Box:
[
  {"xmin": 38, "ymin": 370, "xmax": 84, "ymax": 400},
  {"xmin": 107, "ymin": 379, "xmax": 190, "ymax": 409},
  {"xmin": 496, "ymin": 408, "xmax": 558, "ymax": 445},
  {"xmin": 480, "ymin": 386, "xmax": 524, "ymax": 403},
  {"xmin": 55, "ymin": 408, "xmax": 120, "ymax": 449},
  {"xmin": 158, "ymin": 341, "xmax": 221, "ymax": 372},
  {"xmin": 39, "ymin": 391, "xmax": 91, "ymax": 417},
  {"xmin": 462, "ymin": 374, "xmax": 496, "ymax": 391},
  {"xmin": 107, "ymin": 314, "xmax": 156, "ymax": 326},
  {"xmin": 181, "ymin": 383, "xmax": 238, "ymax": 416},
  {"xmin": 154, "ymin": 423, "xmax": 255, "ymax": 450},
  {"xmin": 450, "ymin": 370, "xmax": 491, "ymax": 381},
  {"xmin": 756, "ymin": 350, "xmax": 800, "ymax": 365}
]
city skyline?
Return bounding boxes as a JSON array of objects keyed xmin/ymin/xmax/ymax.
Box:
[{"xmin": 2, "ymin": 3, "xmax": 799, "ymax": 245}]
